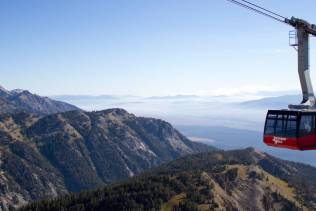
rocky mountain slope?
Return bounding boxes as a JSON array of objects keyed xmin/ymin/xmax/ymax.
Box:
[
  {"xmin": 0, "ymin": 85, "xmax": 79, "ymax": 115},
  {"xmin": 0, "ymin": 109, "xmax": 211, "ymax": 210},
  {"xmin": 21, "ymin": 148, "xmax": 316, "ymax": 211}
]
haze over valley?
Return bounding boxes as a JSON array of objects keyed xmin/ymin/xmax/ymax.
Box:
[
  {"xmin": 52, "ymin": 91, "xmax": 301, "ymax": 131},
  {"xmin": 51, "ymin": 91, "xmax": 316, "ymax": 167}
]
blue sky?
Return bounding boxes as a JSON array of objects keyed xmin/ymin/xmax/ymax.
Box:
[{"xmin": 1, "ymin": 0, "xmax": 316, "ymax": 96}]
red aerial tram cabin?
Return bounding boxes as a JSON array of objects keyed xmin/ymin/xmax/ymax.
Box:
[
  {"xmin": 224, "ymin": 1, "xmax": 316, "ymax": 151},
  {"xmin": 264, "ymin": 110, "xmax": 316, "ymax": 150}
]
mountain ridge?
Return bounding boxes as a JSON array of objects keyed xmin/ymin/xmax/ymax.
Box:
[{"xmin": 0, "ymin": 86, "xmax": 79, "ymax": 115}]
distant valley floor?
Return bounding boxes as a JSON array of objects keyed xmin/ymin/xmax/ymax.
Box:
[{"xmin": 176, "ymin": 125, "xmax": 316, "ymax": 167}]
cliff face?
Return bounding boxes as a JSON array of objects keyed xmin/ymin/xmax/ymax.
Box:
[{"xmin": 0, "ymin": 109, "xmax": 211, "ymax": 210}]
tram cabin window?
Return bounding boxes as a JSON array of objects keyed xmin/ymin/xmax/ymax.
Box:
[
  {"xmin": 265, "ymin": 114, "xmax": 276, "ymax": 135},
  {"xmin": 286, "ymin": 116, "xmax": 297, "ymax": 138},
  {"xmin": 299, "ymin": 114, "xmax": 315, "ymax": 136},
  {"xmin": 275, "ymin": 115, "xmax": 286, "ymax": 137}
]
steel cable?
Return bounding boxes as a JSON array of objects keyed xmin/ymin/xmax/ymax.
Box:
[{"xmin": 225, "ymin": 0, "xmax": 288, "ymax": 25}]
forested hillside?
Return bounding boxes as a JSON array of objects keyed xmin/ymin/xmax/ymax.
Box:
[{"xmin": 21, "ymin": 148, "xmax": 316, "ymax": 210}]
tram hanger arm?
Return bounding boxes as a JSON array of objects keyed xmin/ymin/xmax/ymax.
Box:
[
  {"xmin": 225, "ymin": 0, "xmax": 316, "ymax": 36},
  {"xmin": 285, "ymin": 17, "xmax": 316, "ymax": 36}
]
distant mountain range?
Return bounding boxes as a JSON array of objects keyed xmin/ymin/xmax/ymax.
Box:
[
  {"xmin": 240, "ymin": 94, "xmax": 301, "ymax": 109},
  {"xmin": 52, "ymin": 94, "xmax": 118, "ymax": 101},
  {"xmin": 0, "ymin": 108, "xmax": 211, "ymax": 210},
  {"xmin": 21, "ymin": 148, "xmax": 316, "ymax": 210},
  {"xmin": 0, "ymin": 85, "xmax": 79, "ymax": 115},
  {"xmin": 144, "ymin": 95, "xmax": 201, "ymax": 100}
]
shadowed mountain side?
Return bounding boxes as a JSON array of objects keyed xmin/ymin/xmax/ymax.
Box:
[{"xmin": 0, "ymin": 109, "xmax": 213, "ymax": 210}]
